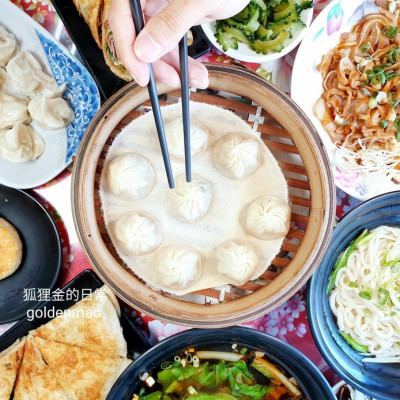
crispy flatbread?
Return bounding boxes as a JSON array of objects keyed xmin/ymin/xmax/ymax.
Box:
[
  {"xmin": 0, "ymin": 338, "xmax": 25, "ymax": 400},
  {"xmin": 72, "ymin": 0, "xmax": 104, "ymax": 48},
  {"xmin": 101, "ymin": 0, "xmax": 132, "ymax": 81},
  {"xmin": 34, "ymin": 337, "xmax": 132, "ymax": 400},
  {"xmin": 0, "ymin": 217, "xmax": 23, "ymax": 280},
  {"xmin": 13, "ymin": 337, "xmax": 68, "ymax": 400},
  {"xmin": 32, "ymin": 285, "xmax": 127, "ymax": 358}
]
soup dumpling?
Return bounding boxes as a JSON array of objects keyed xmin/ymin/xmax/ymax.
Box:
[
  {"xmin": 106, "ymin": 152, "xmax": 156, "ymax": 200},
  {"xmin": 155, "ymin": 244, "xmax": 202, "ymax": 290},
  {"xmin": 212, "ymin": 132, "xmax": 260, "ymax": 180},
  {"xmin": 245, "ymin": 195, "xmax": 291, "ymax": 240},
  {"xmin": 113, "ymin": 211, "xmax": 163, "ymax": 255},
  {"xmin": 166, "ymin": 173, "xmax": 212, "ymax": 223},
  {"xmin": 214, "ymin": 239, "xmax": 259, "ymax": 286},
  {"xmin": 164, "ymin": 118, "xmax": 208, "ymax": 161}
]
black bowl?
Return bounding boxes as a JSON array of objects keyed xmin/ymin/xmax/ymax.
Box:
[
  {"xmin": 307, "ymin": 191, "xmax": 400, "ymax": 400},
  {"xmin": 107, "ymin": 326, "xmax": 335, "ymax": 400},
  {"xmin": 0, "ymin": 185, "xmax": 62, "ymax": 323}
]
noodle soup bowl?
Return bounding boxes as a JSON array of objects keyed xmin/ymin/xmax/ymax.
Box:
[
  {"xmin": 307, "ymin": 191, "xmax": 400, "ymax": 400},
  {"xmin": 107, "ymin": 326, "xmax": 335, "ymax": 400}
]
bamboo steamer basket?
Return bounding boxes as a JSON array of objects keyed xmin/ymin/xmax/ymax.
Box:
[{"xmin": 72, "ymin": 64, "xmax": 336, "ymax": 328}]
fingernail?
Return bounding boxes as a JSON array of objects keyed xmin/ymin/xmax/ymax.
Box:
[
  {"xmin": 190, "ymin": 79, "xmax": 209, "ymax": 89},
  {"xmin": 134, "ymin": 32, "xmax": 163, "ymax": 63}
]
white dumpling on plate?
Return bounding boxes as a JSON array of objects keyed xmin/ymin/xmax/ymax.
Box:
[
  {"xmin": 166, "ymin": 173, "xmax": 212, "ymax": 222},
  {"xmin": 214, "ymin": 239, "xmax": 259, "ymax": 286},
  {"xmin": 0, "ymin": 122, "xmax": 45, "ymax": 163},
  {"xmin": 113, "ymin": 211, "xmax": 163, "ymax": 255},
  {"xmin": 0, "ymin": 25, "xmax": 17, "ymax": 67},
  {"xmin": 0, "ymin": 68, "xmax": 8, "ymax": 93},
  {"xmin": 28, "ymin": 84, "xmax": 75, "ymax": 130},
  {"xmin": 0, "ymin": 93, "xmax": 30, "ymax": 129},
  {"xmin": 211, "ymin": 132, "xmax": 261, "ymax": 180},
  {"xmin": 244, "ymin": 195, "xmax": 291, "ymax": 240},
  {"xmin": 106, "ymin": 152, "xmax": 156, "ymax": 200},
  {"xmin": 164, "ymin": 118, "xmax": 208, "ymax": 161},
  {"xmin": 6, "ymin": 51, "xmax": 57, "ymax": 96},
  {"xmin": 154, "ymin": 244, "xmax": 202, "ymax": 290}
]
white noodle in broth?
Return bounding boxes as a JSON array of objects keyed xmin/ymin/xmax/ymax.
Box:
[{"xmin": 329, "ymin": 225, "xmax": 400, "ymax": 359}]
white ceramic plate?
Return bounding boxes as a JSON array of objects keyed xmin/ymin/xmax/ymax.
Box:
[
  {"xmin": 0, "ymin": 0, "xmax": 100, "ymax": 189},
  {"xmin": 201, "ymin": 5, "xmax": 314, "ymax": 63},
  {"xmin": 291, "ymin": 0, "xmax": 399, "ymax": 201}
]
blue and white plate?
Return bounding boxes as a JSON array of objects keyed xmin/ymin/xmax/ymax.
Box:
[{"xmin": 0, "ymin": 0, "xmax": 100, "ymax": 189}]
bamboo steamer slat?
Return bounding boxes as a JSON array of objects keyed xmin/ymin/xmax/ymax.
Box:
[{"xmin": 71, "ymin": 64, "xmax": 335, "ymax": 327}]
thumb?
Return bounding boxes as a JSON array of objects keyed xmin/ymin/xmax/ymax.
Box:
[{"xmin": 133, "ymin": 0, "xmax": 212, "ymax": 63}]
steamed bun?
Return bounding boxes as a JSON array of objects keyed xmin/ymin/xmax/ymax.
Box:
[
  {"xmin": 164, "ymin": 118, "xmax": 208, "ymax": 161},
  {"xmin": 113, "ymin": 211, "xmax": 163, "ymax": 255},
  {"xmin": 155, "ymin": 244, "xmax": 202, "ymax": 290},
  {"xmin": 106, "ymin": 152, "xmax": 155, "ymax": 200},
  {"xmin": 245, "ymin": 196, "xmax": 291, "ymax": 240},
  {"xmin": 211, "ymin": 132, "xmax": 260, "ymax": 180},
  {"xmin": 166, "ymin": 173, "xmax": 212, "ymax": 222},
  {"xmin": 214, "ymin": 239, "xmax": 259, "ymax": 286}
]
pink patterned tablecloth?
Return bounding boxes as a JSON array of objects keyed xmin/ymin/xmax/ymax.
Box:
[{"xmin": 1, "ymin": 0, "xmax": 362, "ymax": 388}]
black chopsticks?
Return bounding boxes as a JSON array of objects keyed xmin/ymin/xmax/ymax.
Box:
[
  {"xmin": 129, "ymin": 0, "xmax": 192, "ymax": 187},
  {"xmin": 179, "ymin": 34, "xmax": 191, "ymax": 183}
]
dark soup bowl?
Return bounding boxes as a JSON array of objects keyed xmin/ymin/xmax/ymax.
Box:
[
  {"xmin": 107, "ymin": 326, "xmax": 335, "ymax": 400},
  {"xmin": 307, "ymin": 191, "xmax": 400, "ymax": 400}
]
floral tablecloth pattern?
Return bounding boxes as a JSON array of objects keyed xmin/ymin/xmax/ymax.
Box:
[{"xmin": 1, "ymin": 0, "xmax": 361, "ymax": 387}]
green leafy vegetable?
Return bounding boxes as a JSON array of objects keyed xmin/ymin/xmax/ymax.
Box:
[
  {"xmin": 136, "ymin": 350, "xmax": 304, "ymax": 400},
  {"xmin": 339, "ymin": 332, "xmax": 368, "ymax": 353}
]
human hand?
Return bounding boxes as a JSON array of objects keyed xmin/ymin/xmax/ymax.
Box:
[{"xmin": 108, "ymin": 0, "xmax": 250, "ymax": 87}]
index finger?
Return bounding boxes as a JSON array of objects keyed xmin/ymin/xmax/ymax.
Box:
[{"xmin": 107, "ymin": 0, "xmax": 149, "ymax": 85}]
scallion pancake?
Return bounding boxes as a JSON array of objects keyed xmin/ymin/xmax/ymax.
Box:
[
  {"xmin": 13, "ymin": 337, "xmax": 68, "ymax": 400},
  {"xmin": 0, "ymin": 338, "xmax": 25, "ymax": 400},
  {"xmin": 33, "ymin": 285, "xmax": 127, "ymax": 358},
  {"xmin": 34, "ymin": 337, "xmax": 132, "ymax": 400}
]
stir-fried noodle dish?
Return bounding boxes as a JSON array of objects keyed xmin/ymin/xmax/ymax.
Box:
[
  {"xmin": 328, "ymin": 225, "xmax": 400, "ymax": 362},
  {"xmin": 314, "ymin": 1, "xmax": 400, "ymax": 180},
  {"xmin": 134, "ymin": 347, "xmax": 306, "ymax": 400}
]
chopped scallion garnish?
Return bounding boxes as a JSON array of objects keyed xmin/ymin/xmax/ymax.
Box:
[
  {"xmin": 359, "ymin": 291, "xmax": 372, "ymax": 300},
  {"xmin": 360, "ymin": 43, "xmax": 370, "ymax": 53},
  {"xmin": 380, "ymin": 119, "xmax": 388, "ymax": 129},
  {"xmin": 384, "ymin": 26, "xmax": 398, "ymax": 38}
]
